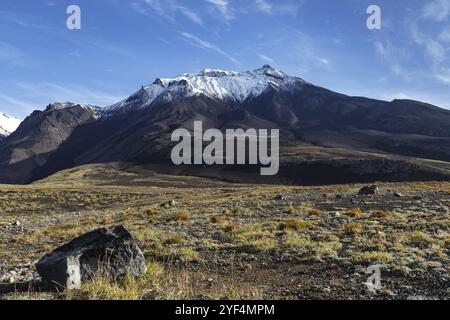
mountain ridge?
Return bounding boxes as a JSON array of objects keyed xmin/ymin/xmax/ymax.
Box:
[{"xmin": 1, "ymin": 66, "xmax": 450, "ymax": 184}]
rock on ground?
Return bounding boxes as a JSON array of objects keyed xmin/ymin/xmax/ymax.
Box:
[
  {"xmin": 358, "ymin": 185, "xmax": 379, "ymax": 195},
  {"xmin": 36, "ymin": 225, "xmax": 147, "ymax": 289}
]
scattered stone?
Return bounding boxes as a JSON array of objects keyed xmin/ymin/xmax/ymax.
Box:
[
  {"xmin": 393, "ymin": 192, "xmax": 403, "ymax": 198},
  {"xmin": 274, "ymin": 194, "xmax": 287, "ymax": 201},
  {"xmin": 358, "ymin": 185, "xmax": 379, "ymax": 195},
  {"xmin": 332, "ymin": 211, "xmax": 341, "ymax": 218},
  {"xmin": 161, "ymin": 200, "xmax": 176, "ymax": 208},
  {"xmin": 207, "ymin": 278, "xmax": 214, "ymax": 287},
  {"xmin": 36, "ymin": 225, "xmax": 147, "ymax": 289},
  {"xmin": 322, "ymin": 286, "xmax": 332, "ymax": 294},
  {"xmin": 12, "ymin": 221, "xmax": 21, "ymax": 227},
  {"xmin": 335, "ymin": 194, "xmax": 343, "ymax": 200}
]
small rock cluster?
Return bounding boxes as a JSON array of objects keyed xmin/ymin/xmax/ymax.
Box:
[
  {"xmin": 0, "ymin": 263, "xmax": 40, "ymax": 284},
  {"xmin": 0, "ymin": 221, "xmax": 26, "ymax": 234}
]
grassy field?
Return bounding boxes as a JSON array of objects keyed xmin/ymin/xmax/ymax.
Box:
[{"xmin": 0, "ymin": 164, "xmax": 449, "ymax": 300}]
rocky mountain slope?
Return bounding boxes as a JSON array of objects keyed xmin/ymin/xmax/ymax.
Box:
[
  {"xmin": 0, "ymin": 103, "xmax": 99, "ymax": 183},
  {"xmin": 1, "ymin": 66, "xmax": 450, "ymax": 184}
]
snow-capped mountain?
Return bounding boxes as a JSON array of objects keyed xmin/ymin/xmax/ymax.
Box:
[
  {"xmin": 0, "ymin": 112, "xmax": 21, "ymax": 137},
  {"xmin": 2, "ymin": 65, "xmax": 450, "ymax": 184},
  {"xmin": 106, "ymin": 65, "xmax": 304, "ymax": 113}
]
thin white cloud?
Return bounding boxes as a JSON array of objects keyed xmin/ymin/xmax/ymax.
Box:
[
  {"xmin": 130, "ymin": 2, "xmax": 149, "ymax": 15},
  {"xmin": 0, "ymin": 10, "xmax": 50, "ymax": 30},
  {"xmin": 0, "ymin": 41, "xmax": 34, "ymax": 67},
  {"xmin": 180, "ymin": 31, "xmax": 239, "ymax": 65},
  {"xmin": 255, "ymin": 0, "xmax": 272, "ymax": 14},
  {"xmin": 274, "ymin": 26, "xmax": 331, "ymax": 73},
  {"xmin": 434, "ymin": 68, "xmax": 450, "ymax": 84},
  {"xmin": 439, "ymin": 28, "xmax": 450, "ymax": 42},
  {"xmin": 374, "ymin": 41, "xmax": 387, "ymax": 57},
  {"xmin": 171, "ymin": 5, "xmax": 203, "ymax": 25},
  {"xmin": 317, "ymin": 58, "xmax": 329, "ymax": 65},
  {"xmin": 0, "ymin": 94, "xmax": 35, "ymax": 116},
  {"xmin": 422, "ymin": 0, "xmax": 450, "ymax": 22},
  {"xmin": 373, "ymin": 39, "xmax": 419, "ymax": 83},
  {"xmin": 205, "ymin": 0, "xmax": 234, "ymax": 20},
  {"xmin": 411, "ymin": 27, "xmax": 446, "ymax": 64},
  {"xmin": 258, "ymin": 54, "xmax": 275, "ymax": 64},
  {"xmin": 132, "ymin": 1, "xmax": 203, "ymax": 25},
  {"xmin": 14, "ymin": 82, "xmax": 126, "ymax": 108},
  {"xmin": 143, "ymin": 0, "xmax": 166, "ymax": 16}
]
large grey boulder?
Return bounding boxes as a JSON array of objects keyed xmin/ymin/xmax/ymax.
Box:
[{"xmin": 36, "ymin": 225, "xmax": 147, "ymax": 289}]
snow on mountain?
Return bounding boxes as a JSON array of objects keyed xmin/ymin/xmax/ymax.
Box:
[
  {"xmin": 45, "ymin": 102, "xmax": 99, "ymax": 112},
  {"xmin": 106, "ymin": 65, "xmax": 304, "ymax": 113},
  {"xmin": 0, "ymin": 112, "xmax": 22, "ymax": 136},
  {"xmin": 44, "ymin": 102, "xmax": 101, "ymax": 119}
]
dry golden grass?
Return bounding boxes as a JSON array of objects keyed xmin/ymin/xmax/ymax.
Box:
[
  {"xmin": 347, "ymin": 208, "xmax": 363, "ymax": 218},
  {"xmin": 343, "ymin": 222, "xmax": 363, "ymax": 235},
  {"xmin": 0, "ymin": 165, "xmax": 449, "ymax": 300},
  {"xmin": 210, "ymin": 214, "xmax": 222, "ymax": 224},
  {"xmin": 371, "ymin": 210, "xmax": 389, "ymax": 218},
  {"xmin": 308, "ymin": 209, "xmax": 322, "ymax": 216},
  {"xmin": 278, "ymin": 219, "xmax": 310, "ymax": 231}
]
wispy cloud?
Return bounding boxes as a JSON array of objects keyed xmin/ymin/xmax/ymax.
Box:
[
  {"xmin": 265, "ymin": 1, "xmax": 304, "ymax": 17},
  {"xmin": 13, "ymin": 82, "xmax": 126, "ymax": 109},
  {"xmin": 205, "ymin": 0, "xmax": 234, "ymax": 20},
  {"xmin": 258, "ymin": 54, "xmax": 275, "ymax": 64},
  {"xmin": 422, "ymin": 0, "xmax": 450, "ymax": 22},
  {"xmin": 255, "ymin": 0, "xmax": 272, "ymax": 14},
  {"xmin": 180, "ymin": 31, "xmax": 239, "ymax": 65},
  {"xmin": 411, "ymin": 26, "xmax": 446, "ymax": 64},
  {"xmin": 260, "ymin": 26, "xmax": 331, "ymax": 74},
  {"xmin": 0, "ymin": 94, "xmax": 35, "ymax": 117},
  {"xmin": 317, "ymin": 57, "xmax": 330, "ymax": 66},
  {"xmin": 132, "ymin": 0, "xmax": 203, "ymax": 25},
  {"xmin": 408, "ymin": 4, "xmax": 450, "ymax": 86},
  {"xmin": 439, "ymin": 28, "xmax": 450, "ymax": 42},
  {"xmin": 369, "ymin": 0, "xmax": 450, "ymax": 89},
  {"xmin": 171, "ymin": 5, "xmax": 203, "ymax": 25},
  {"xmin": 373, "ymin": 40, "xmax": 417, "ymax": 82},
  {"xmin": 0, "ymin": 10, "xmax": 50, "ymax": 30},
  {"xmin": 0, "ymin": 41, "xmax": 34, "ymax": 68}
]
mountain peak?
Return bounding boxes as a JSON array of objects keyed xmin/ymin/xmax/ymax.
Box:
[
  {"xmin": 253, "ymin": 65, "xmax": 287, "ymax": 80},
  {"xmin": 45, "ymin": 102, "xmax": 78, "ymax": 111},
  {"xmin": 45, "ymin": 102, "xmax": 100, "ymax": 114},
  {"xmin": 197, "ymin": 68, "xmax": 240, "ymax": 77},
  {"xmin": 106, "ymin": 66, "xmax": 302, "ymax": 114}
]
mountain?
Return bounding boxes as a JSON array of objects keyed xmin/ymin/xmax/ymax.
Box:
[
  {"xmin": 106, "ymin": 65, "xmax": 301, "ymax": 113},
  {"xmin": 0, "ymin": 103, "xmax": 99, "ymax": 183},
  {"xmin": 1, "ymin": 66, "xmax": 450, "ymax": 185},
  {"xmin": 0, "ymin": 112, "xmax": 21, "ymax": 138}
]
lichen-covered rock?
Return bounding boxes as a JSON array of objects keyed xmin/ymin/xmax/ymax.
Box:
[{"xmin": 36, "ymin": 225, "xmax": 147, "ymax": 289}]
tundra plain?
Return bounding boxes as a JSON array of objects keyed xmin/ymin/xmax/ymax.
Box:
[{"xmin": 0, "ymin": 164, "xmax": 448, "ymax": 300}]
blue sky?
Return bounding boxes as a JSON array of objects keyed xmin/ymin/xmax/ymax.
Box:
[{"xmin": 1, "ymin": 0, "xmax": 450, "ymax": 118}]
